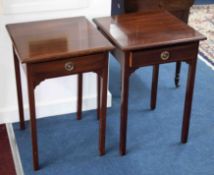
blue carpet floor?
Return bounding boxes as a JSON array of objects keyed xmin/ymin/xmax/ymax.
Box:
[
  {"xmin": 195, "ymin": 0, "xmax": 214, "ymax": 4},
  {"xmin": 14, "ymin": 56, "xmax": 214, "ymax": 175}
]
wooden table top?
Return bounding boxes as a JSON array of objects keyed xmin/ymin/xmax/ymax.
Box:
[
  {"xmin": 6, "ymin": 17, "xmax": 114, "ymax": 63},
  {"xmin": 93, "ymin": 10, "xmax": 206, "ymax": 51}
]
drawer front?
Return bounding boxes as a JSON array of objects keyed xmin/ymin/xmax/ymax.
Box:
[
  {"xmin": 30, "ymin": 53, "xmax": 106, "ymax": 78},
  {"xmin": 130, "ymin": 43, "xmax": 198, "ymax": 67}
]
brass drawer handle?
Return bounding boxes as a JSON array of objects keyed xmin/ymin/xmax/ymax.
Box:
[
  {"xmin": 160, "ymin": 51, "xmax": 170, "ymax": 61},
  {"xmin": 65, "ymin": 62, "xmax": 74, "ymax": 72}
]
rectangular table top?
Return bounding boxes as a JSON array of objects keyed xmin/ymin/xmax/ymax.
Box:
[
  {"xmin": 6, "ymin": 17, "xmax": 114, "ymax": 63},
  {"xmin": 93, "ymin": 10, "xmax": 206, "ymax": 51}
]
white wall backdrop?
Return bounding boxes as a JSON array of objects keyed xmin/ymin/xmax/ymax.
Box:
[
  {"xmin": 3, "ymin": 0, "xmax": 90, "ymax": 14},
  {"xmin": 0, "ymin": 0, "xmax": 112, "ymax": 124}
]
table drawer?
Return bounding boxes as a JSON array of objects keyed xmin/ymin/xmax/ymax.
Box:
[
  {"xmin": 130, "ymin": 43, "xmax": 198, "ymax": 67},
  {"xmin": 30, "ymin": 53, "xmax": 106, "ymax": 78}
]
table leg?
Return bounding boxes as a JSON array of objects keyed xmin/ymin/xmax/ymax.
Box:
[
  {"xmin": 13, "ymin": 48, "xmax": 25, "ymax": 130},
  {"xmin": 27, "ymin": 66, "xmax": 39, "ymax": 170},
  {"xmin": 175, "ymin": 62, "xmax": 181, "ymax": 87},
  {"xmin": 97, "ymin": 74, "xmax": 101, "ymax": 120},
  {"xmin": 99, "ymin": 58, "xmax": 108, "ymax": 155},
  {"xmin": 77, "ymin": 73, "xmax": 83, "ymax": 120},
  {"xmin": 181, "ymin": 60, "xmax": 197, "ymax": 143},
  {"xmin": 120, "ymin": 59, "xmax": 130, "ymax": 155},
  {"xmin": 151, "ymin": 65, "xmax": 159, "ymax": 110}
]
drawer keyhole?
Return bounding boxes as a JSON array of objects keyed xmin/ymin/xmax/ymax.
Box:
[
  {"xmin": 161, "ymin": 51, "xmax": 170, "ymax": 61},
  {"xmin": 65, "ymin": 62, "xmax": 74, "ymax": 72}
]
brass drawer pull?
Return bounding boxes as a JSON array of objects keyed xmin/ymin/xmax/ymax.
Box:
[
  {"xmin": 65, "ymin": 62, "xmax": 74, "ymax": 72},
  {"xmin": 160, "ymin": 51, "xmax": 170, "ymax": 61}
]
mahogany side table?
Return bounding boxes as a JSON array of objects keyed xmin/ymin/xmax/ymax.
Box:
[
  {"xmin": 94, "ymin": 10, "xmax": 206, "ymax": 155},
  {"xmin": 124, "ymin": 0, "xmax": 195, "ymax": 87},
  {"xmin": 6, "ymin": 17, "xmax": 114, "ymax": 170}
]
